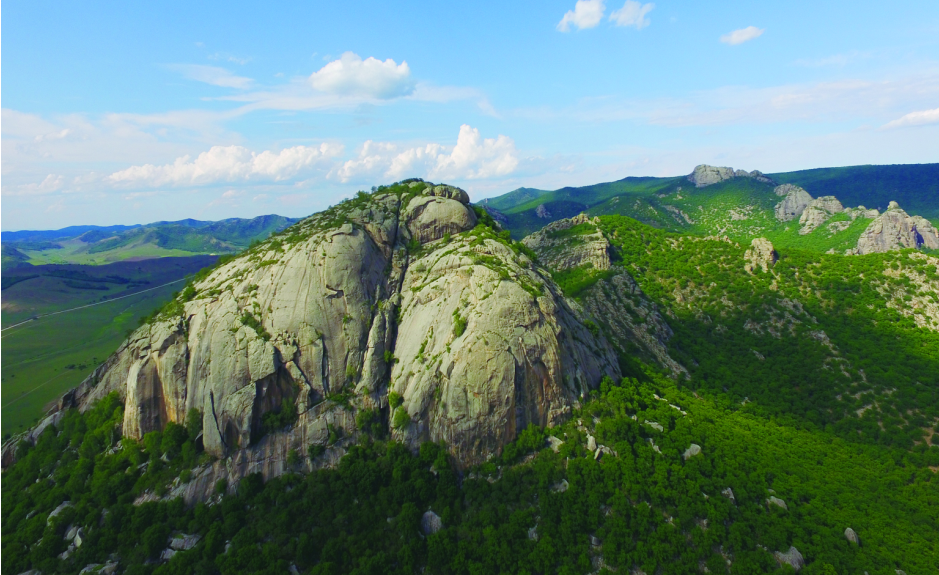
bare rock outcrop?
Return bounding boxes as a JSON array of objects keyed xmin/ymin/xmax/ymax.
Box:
[
  {"xmin": 688, "ymin": 165, "xmax": 775, "ymax": 187},
  {"xmin": 774, "ymin": 546, "xmax": 804, "ymax": 571},
  {"xmin": 798, "ymin": 196, "xmax": 844, "ymax": 235},
  {"xmin": 844, "ymin": 527, "xmax": 859, "ymax": 544},
  {"xmin": 743, "ymin": 238, "xmax": 778, "ymax": 273},
  {"xmin": 17, "ymin": 183, "xmax": 620, "ymax": 496},
  {"xmin": 773, "ymin": 184, "xmax": 813, "ymax": 222},
  {"xmin": 855, "ymin": 201, "xmax": 939, "ymax": 254},
  {"xmin": 688, "ymin": 165, "xmax": 736, "ymax": 187},
  {"xmin": 522, "ymin": 214, "xmax": 611, "ymax": 271},
  {"xmin": 523, "ymin": 216, "xmax": 687, "ymax": 378}
]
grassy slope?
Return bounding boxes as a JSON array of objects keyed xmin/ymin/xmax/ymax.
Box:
[{"xmin": 1, "ymin": 256, "xmax": 217, "ymax": 436}]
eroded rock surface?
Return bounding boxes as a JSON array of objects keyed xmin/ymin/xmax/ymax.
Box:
[
  {"xmin": 24, "ymin": 182, "xmax": 620, "ymax": 498},
  {"xmin": 855, "ymin": 201, "xmax": 939, "ymax": 254},
  {"xmin": 773, "ymin": 184, "xmax": 813, "ymax": 222},
  {"xmin": 688, "ymin": 165, "xmax": 775, "ymax": 187},
  {"xmin": 743, "ymin": 238, "xmax": 778, "ymax": 274},
  {"xmin": 799, "ymin": 196, "xmax": 844, "ymax": 235}
]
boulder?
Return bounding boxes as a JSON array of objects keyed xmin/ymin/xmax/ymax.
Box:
[
  {"xmin": 721, "ymin": 488, "xmax": 735, "ymax": 502},
  {"xmin": 169, "ymin": 533, "xmax": 201, "ymax": 551},
  {"xmin": 855, "ymin": 202, "xmax": 939, "ymax": 254},
  {"xmin": 688, "ymin": 165, "xmax": 736, "ymax": 187},
  {"xmin": 774, "ymin": 546, "xmax": 804, "ymax": 571},
  {"xmin": 420, "ymin": 510, "xmax": 443, "ymax": 535},
  {"xmin": 844, "ymin": 527, "xmax": 859, "ymax": 544},
  {"xmin": 767, "ymin": 496, "xmax": 788, "ymax": 510},
  {"xmin": 743, "ymin": 238, "xmax": 778, "ymax": 274},
  {"xmin": 644, "ymin": 420, "xmax": 664, "ymax": 432},
  {"xmin": 586, "ymin": 434, "xmax": 597, "ymax": 452},
  {"xmin": 546, "ymin": 436, "xmax": 564, "ymax": 453},
  {"xmin": 682, "ymin": 443, "xmax": 702, "ymax": 460},
  {"xmin": 404, "ymin": 195, "xmax": 477, "ymax": 244},
  {"xmin": 47, "ymin": 501, "xmax": 72, "ymax": 525},
  {"xmin": 427, "ymin": 184, "xmax": 470, "ymax": 205}
]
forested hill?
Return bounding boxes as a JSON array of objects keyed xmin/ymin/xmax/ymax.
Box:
[
  {"xmin": 1, "ymin": 215, "xmax": 298, "ymax": 268},
  {"xmin": 2, "ymin": 180, "xmax": 937, "ymax": 575},
  {"xmin": 485, "ymin": 163, "xmax": 939, "ymax": 247}
]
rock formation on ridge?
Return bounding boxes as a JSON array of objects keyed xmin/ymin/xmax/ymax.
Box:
[
  {"xmin": 21, "ymin": 181, "xmax": 621, "ymax": 499},
  {"xmin": 773, "ymin": 184, "xmax": 813, "ymax": 222},
  {"xmin": 855, "ymin": 201, "xmax": 939, "ymax": 254},
  {"xmin": 688, "ymin": 165, "xmax": 775, "ymax": 188}
]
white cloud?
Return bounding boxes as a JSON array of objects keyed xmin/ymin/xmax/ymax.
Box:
[
  {"xmin": 309, "ymin": 52, "xmax": 414, "ymax": 99},
  {"xmin": 108, "ymin": 143, "xmax": 344, "ymax": 187},
  {"xmin": 557, "ymin": 0, "xmax": 606, "ymax": 32},
  {"xmin": 167, "ymin": 64, "xmax": 254, "ymax": 89},
  {"xmin": 883, "ymin": 107, "xmax": 939, "ymax": 129},
  {"xmin": 331, "ymin": 125, "xmax": 518, "ymax": 184},
  {"xmin": 720, "ymin": 26, "xmax": 764, "ymax": 45},
  {"xmin": 609, "ymin": 1, "xmax": 654, "ymax": 30},
  {"xmin": 10, "ymin": 174, "xmax": 65, "ymax": 196}
]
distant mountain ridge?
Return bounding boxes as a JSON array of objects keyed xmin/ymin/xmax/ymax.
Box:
[
  {"xmin": 482, "ymin": 163, "xmax": 939, "ymax": 255},
  {"xmin": 1, "ymin": 214, "xmax": 299, "ymax": 268}
]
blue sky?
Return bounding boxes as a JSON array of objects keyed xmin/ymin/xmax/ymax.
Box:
[{"xmin": 3, "ymin": 0, "xmax": 938, "ymax": 230}]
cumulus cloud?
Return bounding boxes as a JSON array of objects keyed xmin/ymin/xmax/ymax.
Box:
[
  {"xmin": 883, "ymin": 107, "xmax": 939, "ymax": 129},
  {"xmin": 9, "ymin": 174, "xmax": 65, "ymax": 196},
  {"xmin": 720, "ymin": 26, "xmax": 764, "ymax": 45},
  {"xmin": 309, "ymin": 52, "xmax": 414, "ymax": 99},
  {"xmin": 557, "ymin": 0, "xmax": 606, "ymax": 32},
  {"xmin": 609, "ymin": 1, "xmax": 654, "ymax": 29},
  {"xmin": 108, "ymin": 143, "xmax": 343, "ymax": 187},
  {"xmin": 331, "ymin": 125, "xmax": 518, "ymax": 183},
  {"xmin": 167, "ymin": 64, "xmax": 254, "ymax": 89}
]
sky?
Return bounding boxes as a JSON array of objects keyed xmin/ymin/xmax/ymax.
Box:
[{"xmin": 2, "ymin": 0, "xmax": 938, "ymax": 230}]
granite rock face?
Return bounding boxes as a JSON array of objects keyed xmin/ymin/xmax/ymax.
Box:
[
  {"xmin": 774, "ymin": 546, "xmax": 804, "ymax": 571},
  {"xmin": 855, "ymin": 201, "xmax": 939, "ymax": 254},
  {"xmin": 21, "ymin": 182, "xmax": 621, "ymax": 498},
  {"xmin": 523, "ymin": 216, "xmax": 688, "ymax": 378},
  {"xmin": 799, "ymin": 196, "xmax": 844, "ymax": 235},
  {"xmin": 688, "ymin": 165, "xmax": 775, "ymax": 188},
  {"xmin": 773, "ymin": 184, "xmax": 813, "ymax": 222},
  {"xmin": 688, "ymin": 165, "xmax": 736, "ymax": 187},
  {"xmin": 522, "ymin": 214, "xmax": 611, "ymax": 272},
  {"xmin": 743, "ymin": 238, "xmax": 778, "ymax": 274}
]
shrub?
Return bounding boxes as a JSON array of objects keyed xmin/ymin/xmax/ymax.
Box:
[
  {"xmin": 389, "ymin": 391, "xmax": 403, "ymax": 410},
  {"xmin": 452, "ymin": 310, "xmax": 468, "ymax": 338},
  {"xmin": 392, "ymin": 407, "xmax": 411, "ymax": 429}
]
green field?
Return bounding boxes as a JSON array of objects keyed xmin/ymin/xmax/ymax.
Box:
[{"xmin": 1, "ymin": 256, "xmax": 217, "ymax": 437}]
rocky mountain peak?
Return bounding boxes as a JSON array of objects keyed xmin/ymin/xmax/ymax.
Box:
[
  {"xmin": 30, "ymin": 181, "xmax": 620, "ymax": 501},
  {"xmin": 688, "ymin": 165, "xmax": 775, "ymax": 188}
]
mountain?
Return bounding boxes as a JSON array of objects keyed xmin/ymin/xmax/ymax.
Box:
[
  {"xmin": 2, "ymin": 179, "xmax": 937, "ymax": 575},
  {"xmin": 1, "ymin": 215, "xmax": 299, "ymax": 268},
  {"xmin": 487, "ymin": 164, "xmax": 939, "ymax": 254}
]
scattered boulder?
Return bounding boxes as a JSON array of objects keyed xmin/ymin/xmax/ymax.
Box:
[
  {"xmin": 527, "ymin": 526, "xmax": 539, "ymax": 541},
  {"xmin": 160, "ymin": 549, "xmax": 177, "ymax": 561},
  {"xmin": 774, "ymin": 546, "xmax": 804, "ymax": 571},
  {"xmin": 169, "ymin": 533, "xmax": 201, "ymax": 551},
  {"xmin": 773, "ymin": 184, "xmax": 813, "ymax": 222},
  {"xmin": 644, "ymin": 420, "xmax": 664, "ymax": 432},
  {"xmin": 743, "ymin": 238, "xmax": 778, "ymax": 274},
  {"xmin": 80, "ymin": 564, "xmax": 118, "ymax": 575},
  {"xmin": 855, "ymin": 201, "xmax": 939, "ymax": 254},
  {"xmin": 721, "ymin": 488, "xmax": 736, "ymax": 503},
  {"xmin": 767, "ymin": 496, "xmax": 788, "ymax": 510},
  {"xmin": 47, "ymin": 501, "xmax": 72, "ymax": 525},
  {"xmin": 799, "ymin": 196, "xmax": 844, "ymax": 235},
  {"xmin": 844, "ymin": 527, "xmax": 859, "ymax": 545},
  {"xmin": 586, "ymin": 434, "xmax": 597, "ymax": 452},
  {"xmin": 682, "ymin": 444, "xmax": 702, "ymax": 460},
  {"xmin": 545, "ymin": 436, "xmax": 564, "ymax": 453},
  {"xmin": 589, "ymin": 534, "xmax": 602, "ymax": 547},
  {"xmin": 553, "ymin": 479, "xmax": 570, "ymax": 493},
  {"xmin": 420, "ymin": 511, "xmax": 443, "ymax": 536}
]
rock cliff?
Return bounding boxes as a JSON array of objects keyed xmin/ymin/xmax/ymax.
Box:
[
  {"xmin": 522, "ymin": 216, "xmax": 687, "ymax": 378},
  {"xmin": 798, "ymin": 196, "xmax": 844, "ymax": 235},
  {"xmin": 773, "ymin": 184, "xmax": 813, "ymax": 222},
  {"xmin": 855, "ymin": 201, "xmax": 939, "ymax": 254},
  {"xmin": 20, "ymin": 182, "xmax": 621, "ymax": 498},
  {"xmin": 688, "ymin": 165, "xmax": 775, "ymax": 188}
]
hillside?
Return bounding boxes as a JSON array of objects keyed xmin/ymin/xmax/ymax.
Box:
[
  {"xmin": 2, "ymin": 180, "xmax": 937, "ymax": 575},
  {"xmin": 1, "ymin": 215, "xmax": 297, "ymax": 268},
  {"xmin": 487, "ymin": 164, "xmax": 939, "ymax": 257}
]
